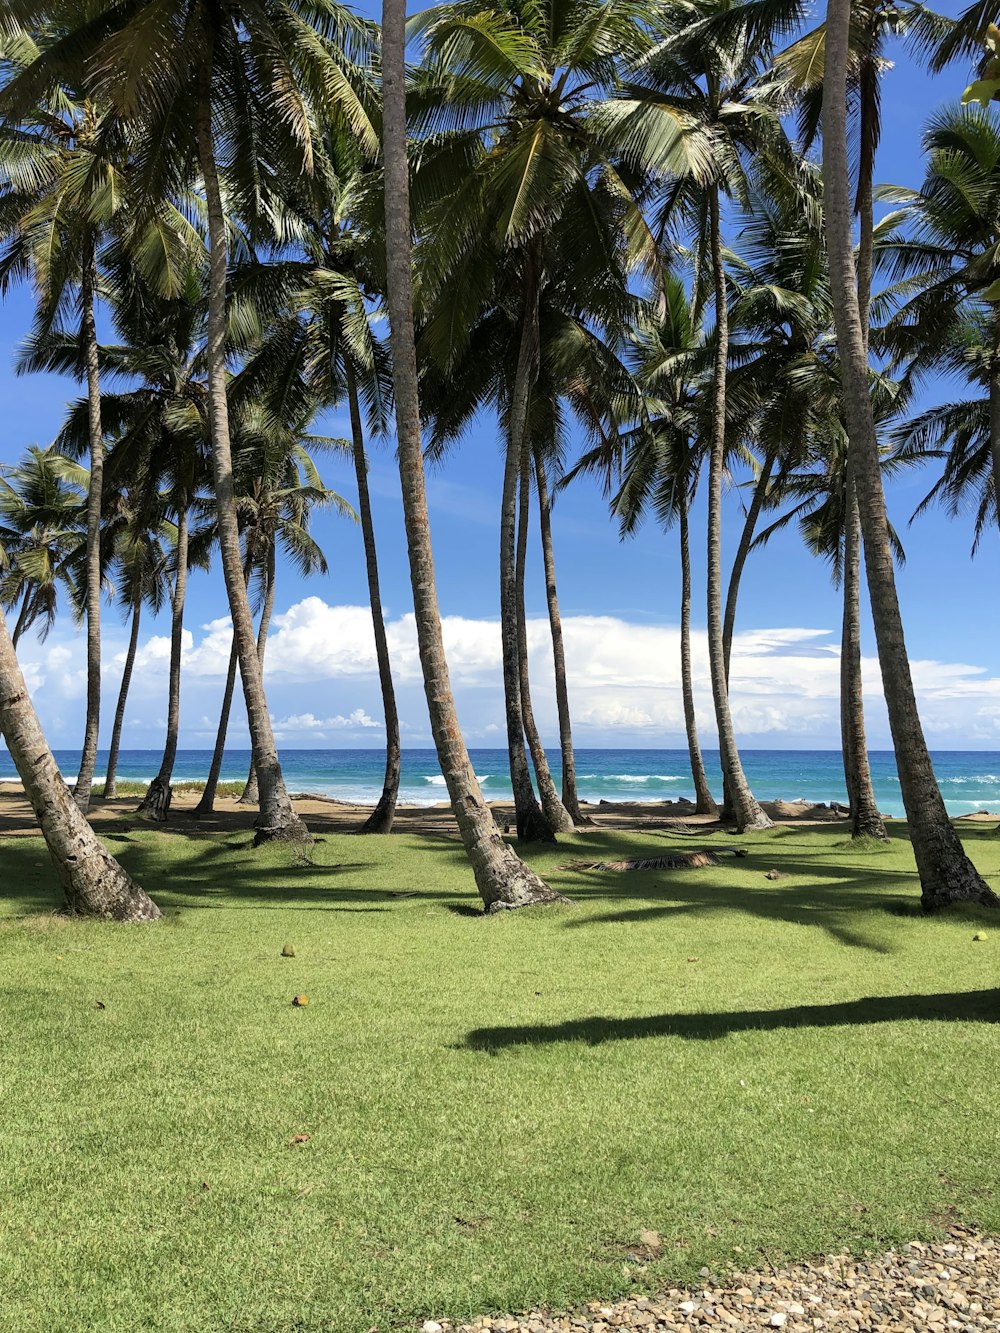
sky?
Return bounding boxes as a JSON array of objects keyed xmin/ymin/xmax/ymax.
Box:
[{"xmin": 2, "ymin": 4, "xmax": 1000, "ymax": 758}]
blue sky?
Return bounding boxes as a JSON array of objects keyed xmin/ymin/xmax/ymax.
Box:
[{"xmin": 3, "ymin": 9, "xmax": 1000, "ymax": 757}]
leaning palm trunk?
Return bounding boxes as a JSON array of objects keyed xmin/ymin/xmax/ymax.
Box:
[
  {"xmin": 194, "ymin": 546, "xmax": 254, "ymax": 818},
  {"xmin": 238, "ymin": 543, "xmax": 276, "ymax": 806},
  {"xmin": 499, "ymin": 284, "xmax": 554, "ymax": 842},
  {"xmin": 346, "ymin": 362, "xmax": 400, "ymax": 835},
  {"xmin": 74, "ymin": 237, "xmax": 105, "ymax": 813},
  {"xmin": 138, "ymin": 495, "xmax": 189, "ymax": 821},
  {"xmin": 102, "ymin": 596, "xmax": 142, "ymax": 799},
  {"xmin": 722, "ymin": 444, "xmax": 779, "ymax": 682},
  {"xmin": 840, "ymin": 472, "xmax": 886, "ymax": 839},
  {"xmin": 823, "ymin": 0, "xmax": 995, "ymax": 908},
  {"xmin": 534, "ymin": 447, "xmax": 590, "ymax": 824},
  {"xmin": 718, "ymin": 445, "xmax": 777, "ymax": 817},
  {"xmin": 516, "ymin": 444, "xmax": 573, "ymax": 832},
  {"xmin": 193, "ymin": 634, "xmax": 239, "ymax": 817},
  {"xmin": 381, "ymin": 0, "xmax": 562, "ymax": 909},
  {"xmin": 196, "ymin": 68, "xmax": 308, "ymax": 845},
  {"xmin": 0, "ymin": 603, "xmax": 160, "ymax": 920},
  {"xmin": 706, "ymin": 185, "xmax": 772, "ymax": 832},
  {"xmin": 679, "ymin": 492, "xmax": 717, "ymax": 815}
]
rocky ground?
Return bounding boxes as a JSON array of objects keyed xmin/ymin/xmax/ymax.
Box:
[{"xmin": 422, "ymin": 1229, "xmax": 1000, "ymax": 1333}]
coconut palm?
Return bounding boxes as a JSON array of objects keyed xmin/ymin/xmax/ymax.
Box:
[
  {"xmin": 0, "ymin": 25, "xmax": 198, "ymax": 813},
  {"xmin": 232, "ymin": 141, "xmax": 402, "ymax": 831},
  {"xmin": 876, "ymin": 104, "xmax": 1000, "ymax": 549},
  {"xmin": 752, "ymin": 398, "xmax": 916, "ymax": 840},
  {"xmin": 608, "ymin": 0, "xmax": 811, "ymax": 830},
  {"xmin": 3, "ymin": 0, "xmax": 380, "ymax": 842},
  {"xmin": 101, "ymin": 491, "xmax": 172, "ymax": 799},
  {"xmin": 229, "ymin": 403, "xmax": 353, "ymax": 804},
  {"xmin": 411, "ymin": 0, "xmax": 659, "ymax": 841},
  {"xmin": 382, "ymin": 0, "xmax": 562, "ymax": 908},
  {"xmin": 822, "ymin": 0, "xmax": 997, "ymax": 907},
  {"xmin": 566, "ymin": 273, "xmax": 718, "ymax": 814},
  {"xmin": 0, "ymin": 446, "xmax": 86, "ymax": 649},
  {"xmin": 42, "ymin": 278, "xmax": 214, "ymax": 820}
]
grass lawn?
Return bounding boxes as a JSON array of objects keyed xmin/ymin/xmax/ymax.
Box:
[{"xmin": 1, "ymin": 817, "xmax": 999, "ymax": 1332}]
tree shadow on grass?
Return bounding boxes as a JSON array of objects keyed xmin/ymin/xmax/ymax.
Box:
[{"xmin": 462, "ymin": 988, "xmax": 1000, "ymax": 1051}]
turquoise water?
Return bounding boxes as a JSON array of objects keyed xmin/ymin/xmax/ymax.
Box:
[{"xmin": 4, "ymin": 748, "xmax": 1000, "ymax": 817}]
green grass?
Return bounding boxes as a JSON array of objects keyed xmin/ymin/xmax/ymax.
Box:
[
  {"xmin": 99, "ymin": 779, "xmax": 246, "ymax": 797},
  {"xmin": 1, "ymin": 819, "xmax": 999, "ymax": 1332}
]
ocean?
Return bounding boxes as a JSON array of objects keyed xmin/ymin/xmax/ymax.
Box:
[{"xmin": 3, "ymin": 748, "xmax": 999, "ymax": 818}]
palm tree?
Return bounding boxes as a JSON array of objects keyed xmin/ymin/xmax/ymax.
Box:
[
  {"xmin": 0, "ymin": 447, "xmax": 86, "ymax": 650},
  {"xmin": 514, "ymin": 438, "xmax": 573, "ymax": 833},
  {"xmin": 753, "ymin": 406, "xmax": 912, "ymax": 839},
  {"xmin": 382, "ymin": 0, "xmax": 562, "ymax": 909},
  {"xmin": 233, "ymin": 143, "xmax": 402, "ymax": 831},
  {"xmin": 0, "ymin": 26, "xmax": 198, "ymax": 813},
  {"xmin": 532, "ymin": 446, "xmax": 591, "ymax": 825},
  {"xmin": 8, "ymin": 0, "xmax": 380, "ymax": 842},
  {"xmin": 226, "ymin": 406, "xmax": 353, "ymax": 805},
  {"xmin": 412, "ymin": 0, "xmax": 657, "ymax": 841},
  {"xmin": 822, "ymin": 0, "xmax": 997, "ymax": 908},
  {"xmin": 876, "ymin": 104, "xmax": 1000, "ymax": 547},
  {"xmin": 46, "ymin": 283, "xmax": 214, "ymax": 820},
  {"xmin": 102, "ymin": 494, "xmax": 171, "ymax": 799},
  {"xmin": 0, "ymin": 602, "xmax": 160, "ymax": 920},
  {"xmin": 610, "ymin": 0, "xmax": 810, "ymax": 830},
  {"xmin": 572, "ymin": 274, "xmax": 718, "ymax": 814}
]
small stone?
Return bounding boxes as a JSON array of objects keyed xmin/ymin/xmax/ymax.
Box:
[
  {"xmin": 769, "ymin": 1317, "xmax": 787, "ymax": 1328},
  {"xmin": 423, "ymin": 1323, "xmax": 443, "ymax": 1333}
]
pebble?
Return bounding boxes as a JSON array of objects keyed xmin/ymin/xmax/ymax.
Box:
[{"xmin": 419, "ymin": 1229, "xmax": 1000, "ymax": 1333}]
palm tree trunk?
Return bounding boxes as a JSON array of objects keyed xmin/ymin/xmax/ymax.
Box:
[
  {"xmin": 706, "ymin": 184, "xmax": 772, "ymax": 833},
  {"xmin": 346, "ymin": 361, "xmax": 400, "ymax": 835},
  {"xmin": 533, "ymin": 446, "xmax": 590, "ymax": 824},
  {"xmin": 102, "ymin": 597, "xmax": 141, "ymax": 800},
  {"xmin": 823, "ymin": 0, "xmax": 996, "ymax": 908},
  {"xmin": 137, "ymin": 492, "xmax": 189, "ymax": 821},
  {"xmin": 722, "ymin": 445, "xmax": 778, "ymax": 682},
  {"xmin": 73, "ymin": 235, "xmax": 104, "ymax": 813},
  {"xmin": 840, "ymin": 470, "xmax": 886, "ymax": 839},
  {"xmin": 839, "ymin": 50, "xmax": 885, "ymax": 843},
  {"xmin": 680, "ymin": 490, "xmax": 717, "ymax": 815},
  {"xmin": 719, "ymin": 444, "xmax": 777, "ymax": 818},
  {"xmin": 237, "ymin": 542, "xmax": 276, "ymax": 806},
  {"xmin": 516, "ymin": 443, "xmax": 573, "ymax": 832},
  {"xmin": 193, "ymin": 633, "xmax": 239, "ymax": 817},
  {"xmin": 381, "ymin": 0, "xmax": 562, "ymax": 909},
  {"xmin": 0, "ymin": 603, "xmax": 159, "ymax": 920},
  {"xmin": 196, "ymin": 67, "xmax": 308, "ymax": 845},
  {"xmin": 194, "ymin": 545, "xmax": 256, "ymax": 819},
  {"xmin": 10, "ymin": 585, "xmax": 32, "ymax": 649},
  {"xmin": 500, "ymin": 277, "xmax": 554, "ymax": 843}
]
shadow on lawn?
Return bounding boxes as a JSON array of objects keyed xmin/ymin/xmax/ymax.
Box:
[
  {"xmin": 462, "ymin": 988, "xmax": 1000, "ymax": 1050},
  {"xmin": 4, "ymin": 820, "xmax": 996, "ymax": 941}
]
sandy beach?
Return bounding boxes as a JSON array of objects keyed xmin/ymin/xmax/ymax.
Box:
[{"xmin": 4, "ymin": 777, "xmax": 988, "ymax": 840}]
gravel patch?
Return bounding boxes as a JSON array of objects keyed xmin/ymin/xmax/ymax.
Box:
[{"xmin": 422, "ymin": 1228, "xmax": 1000, "ymax": 1333}]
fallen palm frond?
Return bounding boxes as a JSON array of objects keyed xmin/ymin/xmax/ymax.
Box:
[{"xmin": 561, "ymin": 850, "xmax": 722, "ymax": 872}]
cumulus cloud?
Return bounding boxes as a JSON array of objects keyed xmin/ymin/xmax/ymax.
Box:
[
  {"xmin": 272, "ymin": 708, "xmax": 380, "ymax": 741},
  {"xmin": 12, "ymin": 595, "xmax": 1000, "ymax": 749}
]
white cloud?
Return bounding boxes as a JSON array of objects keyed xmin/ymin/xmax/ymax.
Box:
[
  {"xmin": 272, "ymin": 708, "xmax": 380, "ymax": 741},
  {"xmin": 11, "ymin": 595, "xmax": 1000, "ymax": 750}
]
